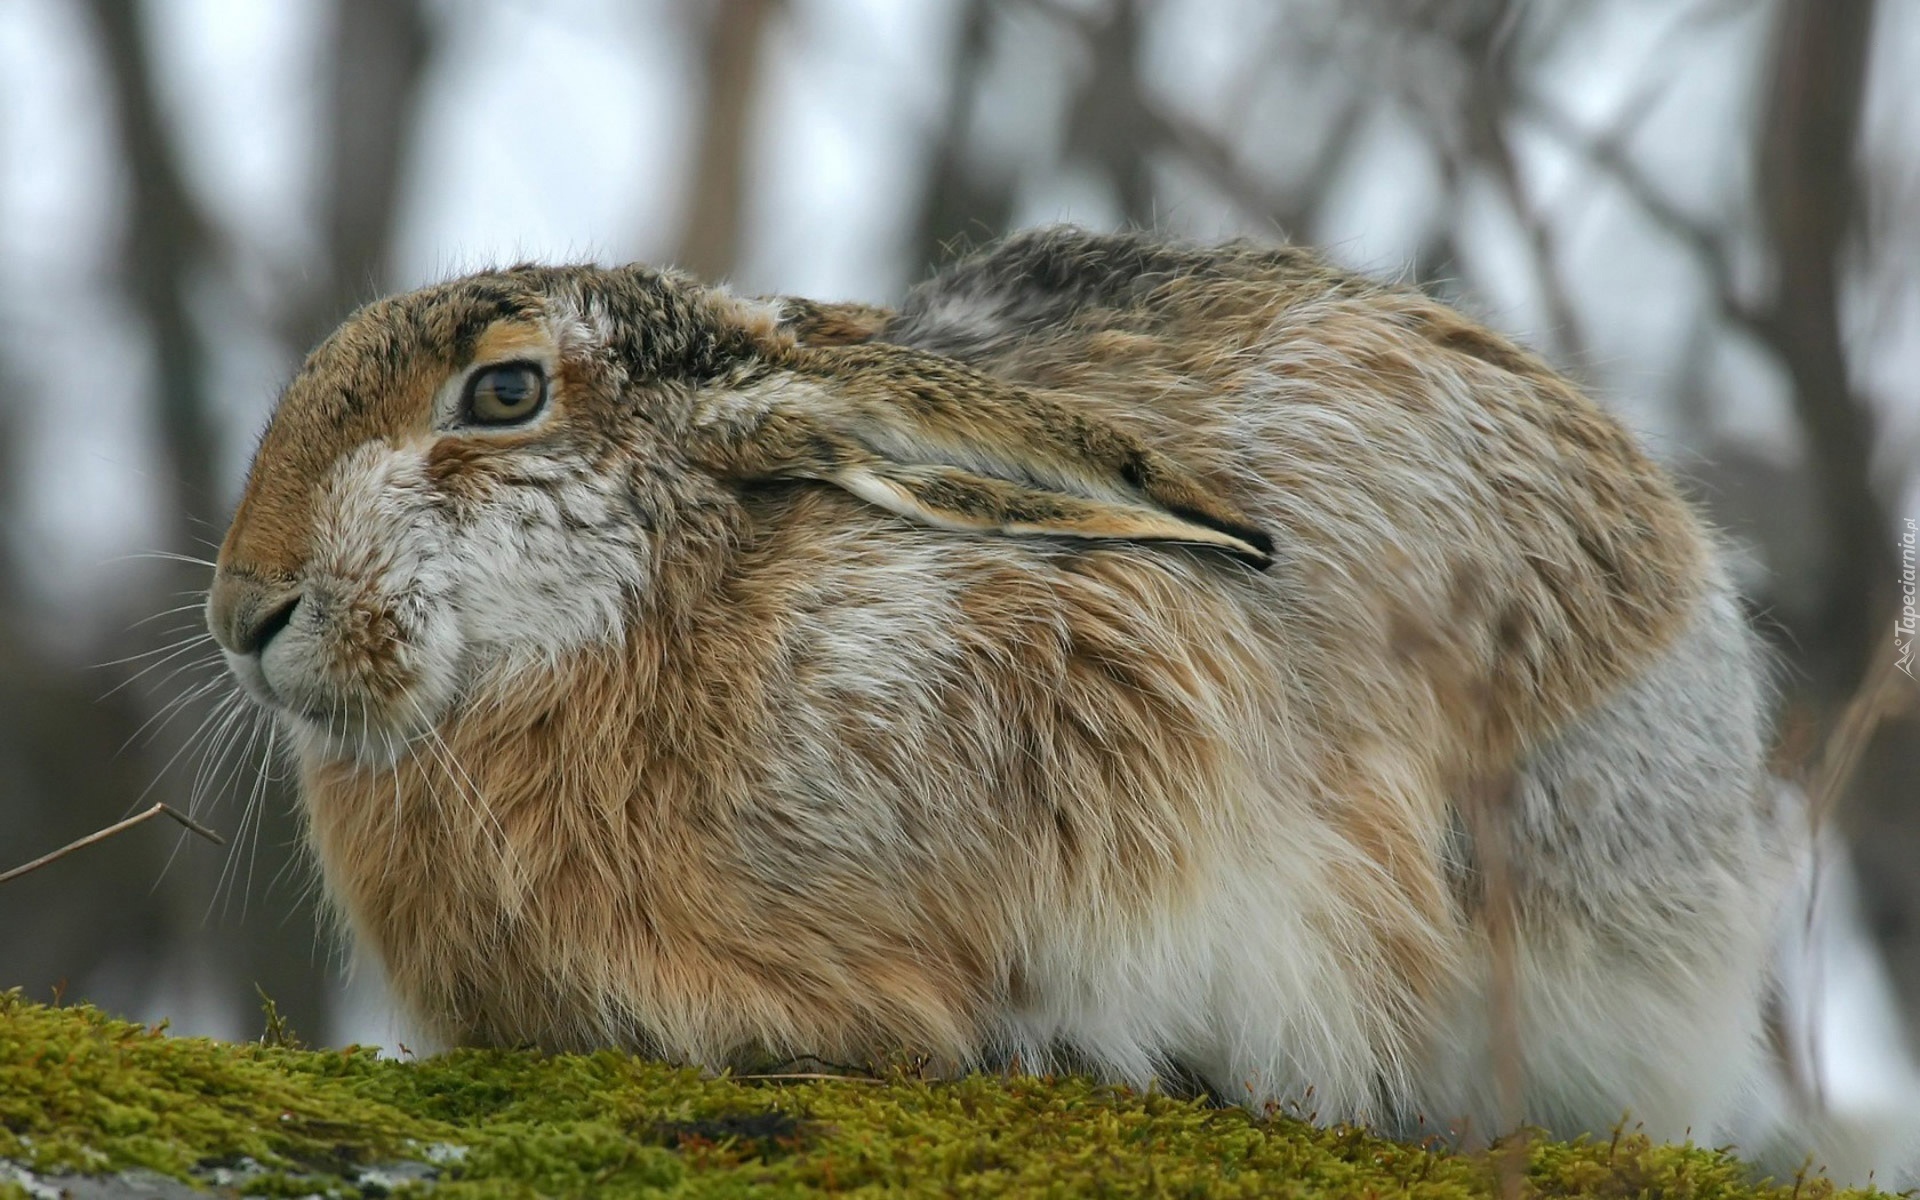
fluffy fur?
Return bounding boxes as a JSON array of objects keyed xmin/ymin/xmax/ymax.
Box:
[{"xmin": 211, "ymin": 228, "xmax": 1834, "ymax": 1170}]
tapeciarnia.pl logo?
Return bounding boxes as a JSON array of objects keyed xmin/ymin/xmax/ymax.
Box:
[{"xmin": 1898, "ymin": 517, "xmax": 1916, "ymax": 679}]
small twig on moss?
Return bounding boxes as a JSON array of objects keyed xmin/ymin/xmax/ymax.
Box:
[
  {"xmin": 0, "ymin": 802, "xmax": 226, "ymax": 885},
  {"xmin": 727, "ymin": 1051, "xmax": 887, "ymax": 1084},
  {"xmin": 257, "ymin": 985, "xmax": 304, "ymax": 1050}
]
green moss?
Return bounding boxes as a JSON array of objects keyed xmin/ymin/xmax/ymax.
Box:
[{"xmin": 0, "ymin": 990, "xmax": 1885, "ymax": 1197}]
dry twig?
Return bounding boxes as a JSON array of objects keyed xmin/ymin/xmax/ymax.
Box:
[
  {"xmin": 732, "ymin": 1073, "xmax": 887, "ymax": 1085},
  {"xmin": 0, "ymin": 802, "xmax": 225, "ymax": 886},
  {"xmin": 1805, "ymin": 631, "xmax": 1913, "ymax": 828}
]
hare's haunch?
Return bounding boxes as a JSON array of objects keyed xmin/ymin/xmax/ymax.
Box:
[{"xmin": 210, "ymin": 228, "xmax": 1805, "ymax": 1161}]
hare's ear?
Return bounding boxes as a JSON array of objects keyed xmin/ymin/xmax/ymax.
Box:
[
  {"xmin": 687, "ymin": 343, "xmax": 1274, "ymax": 568},
  {"xmin": 776, "ymin": 299, "xmax": 892, "ymax": 347}
]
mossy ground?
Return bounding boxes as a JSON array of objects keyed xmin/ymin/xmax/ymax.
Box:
[{"xmin": 0, "ymin": 990, "xmax": 1885, "ymax": 1198}]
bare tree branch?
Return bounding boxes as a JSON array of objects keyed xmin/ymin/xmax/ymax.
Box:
[
  {"xmin": 1028, "ymin": 0, "xmax": 1353, "ymax": 238},
  {"xmin": 0, "ymin": 352, "xmax": 23, "ymax": 614},
  {"xmin": 1468, "ymin": 114, "xmax": 1588, "ymax": 366},
  {"xmin": 1400, "ymin": 0, "xmax": 1596, "ymax": 365},
  {"xmin": 1514, "ymin": 91, "xmax": 1774, "ymax": 342},
  {"xmin": 1133, "ymin": 91, "xmax": 1361, "ymax": 238},
  {"xmin": 1061, "ymin": 0, "xmax": 1154, "ymax": 227}
]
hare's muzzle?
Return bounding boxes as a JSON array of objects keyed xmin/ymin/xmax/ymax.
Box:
[
  {"xmin": 207, "ymin": 569, "xmax": 305, "ymax": 709},
  {"xmin": 208, "ymin": 574, "xmax": 301, "ymax": 660}
]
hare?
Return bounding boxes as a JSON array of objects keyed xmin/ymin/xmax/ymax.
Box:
[{"xmin": 209, "ymin": 227, "xmax": 1819, "ymax": 1165}]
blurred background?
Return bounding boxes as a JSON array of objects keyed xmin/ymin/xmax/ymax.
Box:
[{"xmin": 0, "ymin": 0, "xmax": 1914, "ymax": 1069}]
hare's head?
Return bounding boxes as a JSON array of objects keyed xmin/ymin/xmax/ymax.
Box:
[{"xmin": 208, "ymin": 264, "xmax": 1271, "ymax": 766}]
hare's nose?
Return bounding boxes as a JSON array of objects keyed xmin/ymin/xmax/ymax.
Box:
[
  {"xmin": 242, "ymin": 595, "xmax": 300, "ymax": 655},
  {"xmin": 208, "ymin": 573, "xmax": 303, "ymax": 658}
]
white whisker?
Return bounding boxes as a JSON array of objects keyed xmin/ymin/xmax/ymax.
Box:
[
  {"xmin": 206, "ymin": 700, "xmax": 268, "ymax": 918},
  {"xmin": 148, "ymin": 687, "xmax": 249, "ymax": 890},
  {"xmin": 120, "ymin": 602, "xmax": 214, "ymax": 634},
  {"xmin": 109, "ymin": 550, "xmax": 219, "ymax": 569},
  {"xmin": 406, "ymin": 695, "xmax": 510, "ymax": 864},
  {"xmin": 116, "ymin": 667, "xmax": 231, "ymax": 757},
  {"xmin": 126, "ymin": 681, "xmax": 251, "ymax": 822},
  {"xmin": 98, "ymin": 635, "xmax": 221, "ymax": 698}
]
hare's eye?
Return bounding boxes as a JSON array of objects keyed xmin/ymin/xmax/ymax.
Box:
[{"xmin": 463, "ymin": 362, "xmax": 547, "ymax": 426}]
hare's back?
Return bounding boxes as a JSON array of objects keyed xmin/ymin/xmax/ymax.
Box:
[
  {"xmin": 887, "ymin": 228, "xmax": 1713, "ymax": 766},
  {"xmin": 883, "ymin": 226, "xmax": 1368, "ymax": 375}
]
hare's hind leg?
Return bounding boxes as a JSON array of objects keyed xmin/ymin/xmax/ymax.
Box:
[{"xmin": 1415, "ymin": 574, "xmax": 1798, "ymax": 1145}]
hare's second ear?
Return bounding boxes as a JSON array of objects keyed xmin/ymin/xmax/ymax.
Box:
[
  {"xmin": 687, "ymin": 343, "xmax": 1274, "ymax": 568},
  {"xmin": 777, "ymin": 300, "xmax": 892, "ymax": 347}
]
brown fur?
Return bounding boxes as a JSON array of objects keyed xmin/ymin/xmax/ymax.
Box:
[{"xmin": 210, "ymin": 229, "xmax": 1721, "ymax": 1116}]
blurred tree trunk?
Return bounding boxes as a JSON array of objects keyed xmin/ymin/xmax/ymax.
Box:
[
  {"xmin": 1064, "ymin": 0, "xmax": 1155, "ymax": 228},
  {"xmin": 86, "ymin": 0, "xmax": 221, "ymax": 549},
  {"xmin": 0, "ymin": 19, "xmax": 191, "ymax": 1020},
  {"xmin": 289, "ymin": 0, "xmax": 433, "ymax": 353},
  {"xmin": 0, "ymin": 361, "xmax": 20, "ymax": 614},
  {"xmin": 1757, "ymin": 0, "xmax": 1920, "ymax": 1058},
  {"xmin": 672, "ymin": 0, "xmax": 782, "ymax": 282},
  {"xmin": 906, "ymin": 0, "xmax": 1017, "ymax": 276},
  {"xmin": 1756, "ymin": 0, "xmax": 1891, "ymax": 707},
  {"xmin": 81, "ymin": 0, "xmax": 245, "ymax": 1038}
]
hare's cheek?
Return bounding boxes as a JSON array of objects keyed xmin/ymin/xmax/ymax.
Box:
[
  {"xmin": 272, "ymin": 443, "xmax": 466, "ymax": 756},
  {"xmin": 447, "ymin": 474, "xmax": 650, "ymax": 669}
]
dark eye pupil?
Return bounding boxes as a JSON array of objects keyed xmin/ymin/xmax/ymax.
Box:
[
  {"xmin": 467, "ymin": 363, "xmax": 545, "ymax": 424},
  {"xmin": 490, "ymin": 373, "xmax": 531, "ymax": 404}
]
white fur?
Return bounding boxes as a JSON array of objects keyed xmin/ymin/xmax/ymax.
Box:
[
  {"xmin": 268, "ymin": 442, "xmax": 460, "ymax": 762},
  {"xmin": 265, "ymin": 434, "xmax": 648, "ymax": 767}
]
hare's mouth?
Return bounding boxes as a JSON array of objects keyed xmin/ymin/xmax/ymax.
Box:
[
  {"xmin": 286, "ymin": 701, "xmax": 434, "ymax": 768},
  {"xmin": 219, "ymin": 600, "xmax": 465, "ymax": 768},
  {"xmin": 227, "ymin": 647, "xmax": 450, "ymax": 767}
]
